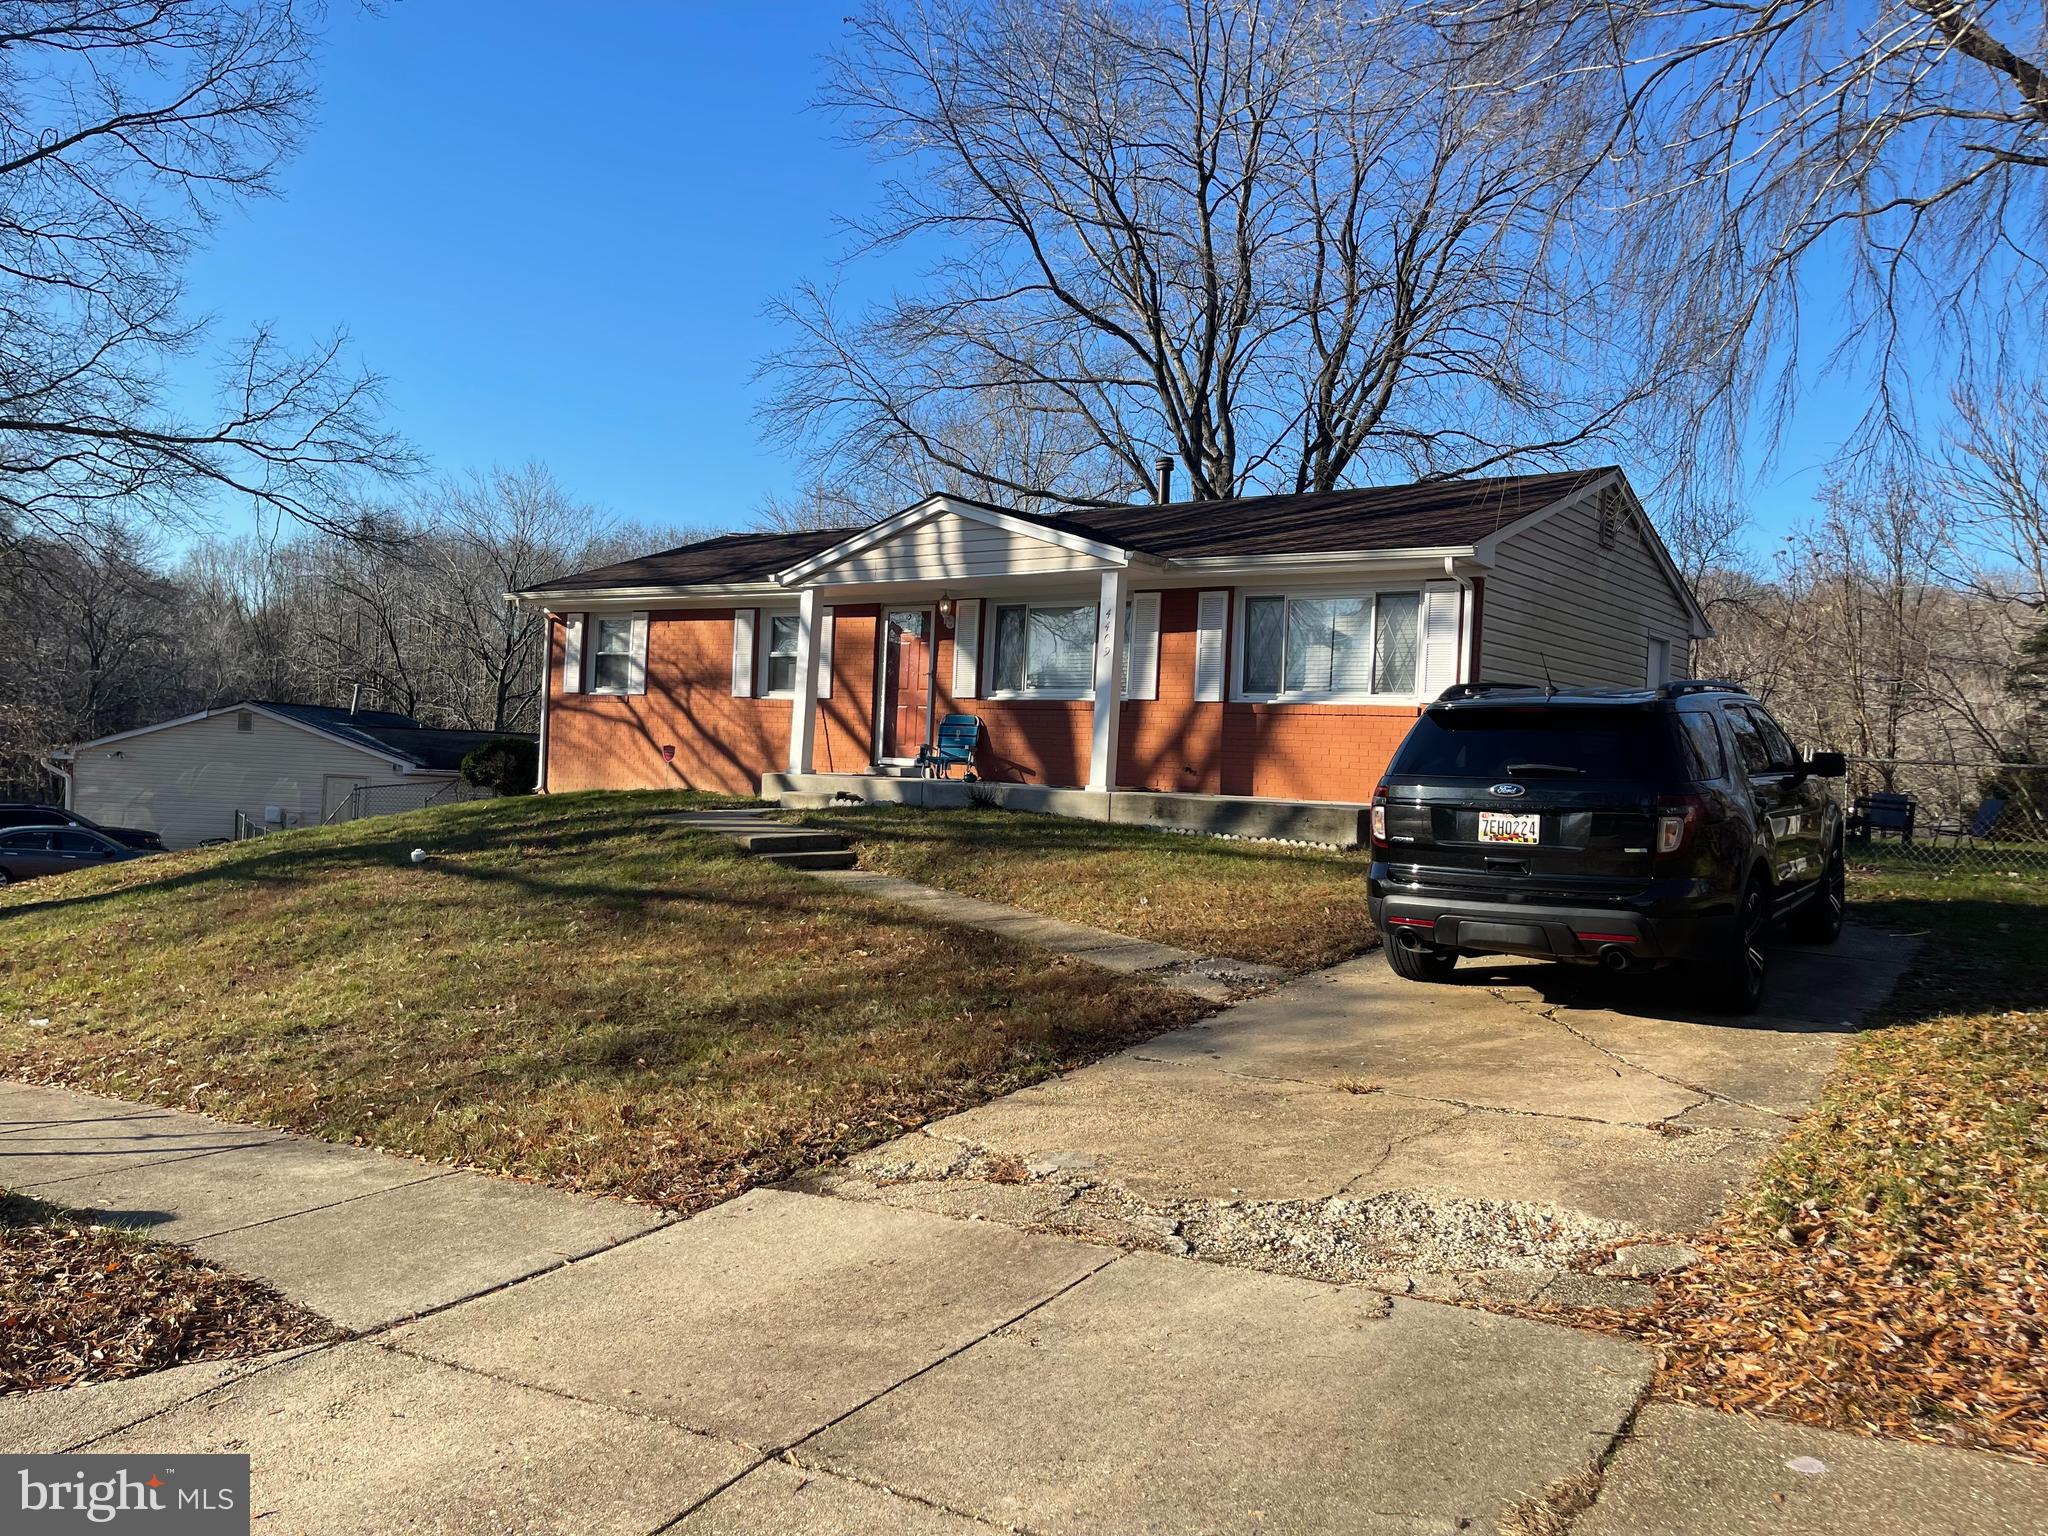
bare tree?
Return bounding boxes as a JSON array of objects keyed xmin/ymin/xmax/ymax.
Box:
[
  {"xmin": 1455, "ymin": 0, "xmax": 2048, "ymax": 464},
  {"xmin": 1943, "ymin": 372, "xmax": 2048, "ymax": 610},
  {"xmin": 0, "ymin": 1, "xmax": 411, "ymax": 550},
  {"xmin": 762, "ymin": 0, "xmax": 1680, "ymax": 504}
]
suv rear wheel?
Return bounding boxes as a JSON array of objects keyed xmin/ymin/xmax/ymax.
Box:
[
  {"xmin": 1385, "ymin": 935, "xmax": 1459, "ymax": 983},
  {"xmin": 1788, "ymin": 839, "xmax": 1846, "ymax": 944},
  {"xmin": 1705, "ymin": 875, "xmax": 1771, "ymax": 1014}
]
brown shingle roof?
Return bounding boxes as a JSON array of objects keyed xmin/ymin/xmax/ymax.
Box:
[
  {"xmin": 530, "ymin": 527, "xmax": 864, "ymax": 593},
  {"xmin": 1016, "ymin": 467, "xmax": 1616, "ymax": 559},
  {"xmin": 526, "ymin": 468, "xmax": 1615, "ymax": 592}
]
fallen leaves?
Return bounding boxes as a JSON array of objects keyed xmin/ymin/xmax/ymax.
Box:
[{"xmin": 0, "ymin": 1194, "xmax": 336, "ymax": 1395}]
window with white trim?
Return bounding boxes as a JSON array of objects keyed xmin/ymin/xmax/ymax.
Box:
[
  {"xmin": 1236, "ymin": 590, "xmax": 1424, "ymax": 701},
  {"xmin": 589, "ymin": 616, "xmax": 636, "ymax": 694},
  {"xmin": 760, "ymin": 612, "xmax": 801, "ymax": 698},
  {"xmin": 989, "ymin": 601, "xmax": 1094, "ymax": 697}
]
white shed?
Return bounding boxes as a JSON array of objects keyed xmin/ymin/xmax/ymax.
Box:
[{"xmin": 48, "ymin": 703, "xmax": 516, "ymax": 849}]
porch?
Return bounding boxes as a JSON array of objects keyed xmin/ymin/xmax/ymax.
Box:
[{"xmin": 758, "ymin": 772, "xmax": 1374, "ymax": 848}]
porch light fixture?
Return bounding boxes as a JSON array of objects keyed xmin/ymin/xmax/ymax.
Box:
[{"xmin": 937, "ymin": 593, "xmax": 956, "ymax": 626}]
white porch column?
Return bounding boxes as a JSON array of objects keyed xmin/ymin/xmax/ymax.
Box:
[
  {"xmin": 788, "ymin": 586, "xmax": 824, "ymax": 774},
  {"xmin": 1087, "ymin": 566, "xmax": 1130, "ymax": 793}
]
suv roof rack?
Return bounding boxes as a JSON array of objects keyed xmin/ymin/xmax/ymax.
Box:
[
  {"xmin": 1434, "ymin": 681, "xmax": 1548, "ymax": 701},
  {"xmin": 1659, "ymin": 679, "xmax": 1750, "ymax": 700}
]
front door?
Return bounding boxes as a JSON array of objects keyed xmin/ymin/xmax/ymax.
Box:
[{"xmin": 880, "ymin": 608, "xmax": 933, "ymax": 761}]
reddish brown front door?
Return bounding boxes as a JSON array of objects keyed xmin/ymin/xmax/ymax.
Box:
[{"xmin": 881, "ymin": 608, "xmax": 933, "ymax": 760}]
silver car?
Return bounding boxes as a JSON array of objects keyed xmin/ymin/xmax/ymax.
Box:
[{"xmin": 0, "ymin": 825, "xmax": 148, "ymax": 885}]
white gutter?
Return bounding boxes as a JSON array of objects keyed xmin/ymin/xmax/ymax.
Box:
[
  {"xmin": 1442, "ymin": 555, "xmax": 1476, "ymax": 685},
  {"xmin": 38, "ymin": 752, "xmax": 73, "ymax": 809}
]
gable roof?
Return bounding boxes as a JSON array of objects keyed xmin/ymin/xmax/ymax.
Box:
[
  {"xmin": 512, "ymin": 466, "xmax": 1685, "ymax": 611},
  {"xmin": 56, "ymin": 700, "xmax": 531, "ymax": 771}
]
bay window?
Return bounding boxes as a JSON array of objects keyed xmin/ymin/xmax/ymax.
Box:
[{"xmin": 1237, "ymin": 590, "xmax": 1423, "ymax": 701}]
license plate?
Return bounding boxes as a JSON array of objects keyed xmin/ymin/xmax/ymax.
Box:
[{"xmin": 1478, "ymin": 812, "xmax": 1540, "ymax": 845}]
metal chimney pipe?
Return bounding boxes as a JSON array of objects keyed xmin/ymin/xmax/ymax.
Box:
[
  {"xmin": 349, "ymin": 682, "xmax": 361, "ymax": 715},
  {"xmin": 1155, "ymin": 456, "xmax": 1174, "ymax": 503}
]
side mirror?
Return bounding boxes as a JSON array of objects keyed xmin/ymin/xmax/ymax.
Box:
[{"xmin": 1805, "ymin": 750, "xmax": 1846, "ymax": 778}]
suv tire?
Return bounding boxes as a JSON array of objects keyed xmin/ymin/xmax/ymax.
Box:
[
  {"xmin": 1705, "ymin": 874, "xmax": 1771, "ymax": 1014},
  {"xmin": 1788, "ymin": 838, "xmax": 1846, "ymax": 945},
  {"xmin": 1385, "ymin": 935, "xmax": 1459, "ymax": 982}
]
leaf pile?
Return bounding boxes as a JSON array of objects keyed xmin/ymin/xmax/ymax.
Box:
[
  {"xmin": 1, "ymin": 1193, "xmax": 336, "ymax": 1395},
  {"xmin": 1616, "ymin": 872, "xmax": 2048, "ymax": 1462}
]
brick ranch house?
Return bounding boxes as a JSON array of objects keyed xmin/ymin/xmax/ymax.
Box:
[{"xmin": 513, "ymin": 467, "xmax": 1710, "ymax": 817}]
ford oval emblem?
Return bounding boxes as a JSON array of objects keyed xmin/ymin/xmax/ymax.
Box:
[{"xmin": 1490, "ymin": 782, "xmax": 1526, "ymax": 798}]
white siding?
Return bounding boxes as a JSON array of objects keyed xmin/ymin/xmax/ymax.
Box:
[
  {"xmin": 828, "ymin": 511, "xmax": 1112, "ymax": 583},
  {"xmin": 1481, "ymin": 490, "xmax": 1694, "ymax": 688},
  {"xmin": 68, "ymin": 710, "xmax": 436, "ymax": 850}
]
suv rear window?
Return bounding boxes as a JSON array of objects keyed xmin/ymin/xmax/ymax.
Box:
[{"xmin": 1390, "ymin": 707, "xmax": 1667, "ymax": 780}]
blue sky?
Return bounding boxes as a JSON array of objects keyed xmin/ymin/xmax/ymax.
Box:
[{"xmin": 172, "ymin": 1, "xmax": 1853, "ymax": 548}]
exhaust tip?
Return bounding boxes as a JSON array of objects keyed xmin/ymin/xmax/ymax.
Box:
[{"xmin": 1598, "ymin": 944, "xmax": 1634, "ymax": 973}]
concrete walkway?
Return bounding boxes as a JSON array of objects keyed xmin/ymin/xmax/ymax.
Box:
[
  {"xmin": 1, "ymin": 1081, "xmax": 666, "ymax": 1329},
  {"xmin": 5, "ymin": 927, "xmax": 2046, "ymax": 1534}
]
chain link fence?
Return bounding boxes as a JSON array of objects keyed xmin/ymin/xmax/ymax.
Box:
[
  {"xmin": 323, "ymin": 778, "xmax": 496, "ymax": 825},
  {"xmin": 1841, "ymin": 755, "xmax": 2048, "ymax": 880}
]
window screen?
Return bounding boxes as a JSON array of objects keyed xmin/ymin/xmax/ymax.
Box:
[
  {"xmin": 764, "ymin": 614, "xmax": 800, "ymax": 696},
  {"xmin": 591, "ymin": 617, "xmax": 635, "ymax": 693},
  {"xmin": 990, "ymin": 602, "xmax": 1093, "ymax": 693},
  {"xmin": 1373, "ymin": 593, "xmax": 1421, "ymax": 694},
  {"xmin": 1242, "ymin": 596, "xmax": 1284, "ymax": 694}
]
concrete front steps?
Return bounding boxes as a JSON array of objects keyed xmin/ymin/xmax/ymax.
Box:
[{"xmin": 660, "ymin": 810, "xmax": 857, "ymax": 871}]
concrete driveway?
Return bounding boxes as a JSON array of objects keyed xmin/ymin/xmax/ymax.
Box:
[
  {"xmin": 11, "ymin": 922, "xmax": 2046, "ymax": 1535},
  {"xmin": 803, "ymin": 925, "xmax": 1917, "ymax": 1304}
]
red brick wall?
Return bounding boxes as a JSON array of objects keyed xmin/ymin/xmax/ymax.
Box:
[
  {"xmin": 545, "ymin": 609, "xmax": 790, "ymax": 794},
  {"xmin": 543, "ymin": 590, "xmax": 1421, "ymax": 803}
]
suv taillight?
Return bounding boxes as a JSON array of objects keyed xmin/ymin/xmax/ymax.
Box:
[
  {"xmin": 1370, "ymin": 784, "xmax": 1388, "ymax": 847},
  {"xmin": 1654, "ymin": 793, "xmax": 1707, "ymax": 858}
]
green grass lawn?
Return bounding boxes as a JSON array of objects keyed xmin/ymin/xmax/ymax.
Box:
[
  {"xmin": 0, "ymin": 792, "xmax": 1208, "ymax": 1212},
  {"xmin": 786, "ymin": 804, "xmax": 1379, "ymax": 969},
  {"xmin": 1634, "ymin": 863, "xmax": 2048, "ymax": 1461}
]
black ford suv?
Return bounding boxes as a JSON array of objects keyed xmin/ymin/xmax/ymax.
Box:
[{"xmin": 1367, "ymin": 681, "xmax": 1846, "ymax": 1012}]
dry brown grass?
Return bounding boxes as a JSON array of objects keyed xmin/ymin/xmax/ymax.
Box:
[
  {"xmin": 1610, "ymin": 869, "xmax": 2048, "ymax": 1462},
  {"xmin": 791, "ymin": 804, "xmax": 1379, "ymax": 969},
  {"xmin": 0, "ymin": 791, "xmax": 1210, "ymax": 1212}
]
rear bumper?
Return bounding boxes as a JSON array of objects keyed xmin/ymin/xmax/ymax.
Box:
[{"xmin": 1369, "ymin": 892, "xmax": 1730, "ymax": 963}]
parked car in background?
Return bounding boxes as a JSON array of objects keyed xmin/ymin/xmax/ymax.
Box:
[
  {"xmin": 1368, "ymin": 680, "xmax": 1847, "ymax": 1012},
  {"xmin": 0, "ymin": 825, "xmax": 153, "ymax": 885},
  {"xmin": 0, "ymin": 802, "xmax": 164, "ymax": 851}
]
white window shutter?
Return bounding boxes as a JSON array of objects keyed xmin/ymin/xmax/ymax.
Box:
[
  {"xmin": 1193, "ymin": 590, "xmax": 1229, "ymax": 702},
  {"xmin": 951, "ymin": 599, "xmax": 981, "ymax": 698},
  {"xmin": 1419, "ymin": 584, "xmax": 1461, "ymax": 698},
  {"xmin": 731, "ymin": 608, "xmax": 756, "ymax": 698},
  {"xmin": 626, "ymin": 612, "xmax": 649, "ymax": 695},
  {"xmin": 561, "ymin": 614, "xmax": 584, "ymax": 695},
  {"xmin": 818, "ymin": 608, "xmax": 834, "ymax": 700},
  {"xmin": 1124, "ymin": 593, "xmax": 1160, "ymax": 700}
]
